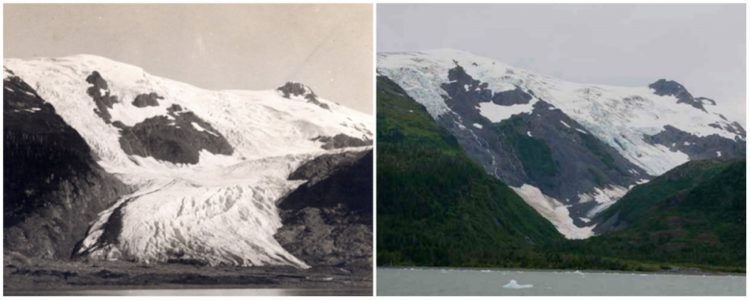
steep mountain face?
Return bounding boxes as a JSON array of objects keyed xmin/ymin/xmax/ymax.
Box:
[
  {"xmin": 578, "ymin": 160, "xmax": 745, "ymax": 268},
  {"xmin": 378, "ymin": 49, "xmax": 745, "ymax": 239},
  {"xmin": 377, "ymin": 76, "xmax": 562, "ymax": 267},
  {"xmin": 275, "ymin": 150, "xmax": 373, "ymax": 267},
  {"xmin": 4, "ymin": 55, "xmax": 372, "ymax": 268},
  {"xmin": 4, "ymin": 71, "xmax": 131, "ymax": 259}
]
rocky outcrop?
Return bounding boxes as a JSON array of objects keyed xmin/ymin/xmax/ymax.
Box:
[
  {"xmin": 117, "ymin": 106, "xmax": 234, "ymax": 164},
  {"xmin": 131, "ymin": 92, "xmax": 163, "ymax": 107},
  {"xmin": 4, "ymin": 73, "xmax": 130, "ymax": 259},
  {"xmin": 433, "ymin": 63, "xmax": 648, "ymax": 222},
  {"xmin": 649, "ymin": 79, "xmax": 705, "ymax": 111},
  {"xmin": 275, "ymin": 150, "xmax": 372, "ymax": 267},
  {"xmin": 86, "ymin": 71, "xmax": 119, "ymax": 123},
  {"xmin": 277, "ymin": 82, "xmax": 330, "ymax": 110},
  {"xmin": 84, "ymin": 71, "xmax": 234, "ymax": 165},
  {"xmin": 644, "ymin": 125, "xmax": 746, "ymax": 161},
  {"xmin": 311, "ymin": 134, "xmax": 371, "ymax": 150}
]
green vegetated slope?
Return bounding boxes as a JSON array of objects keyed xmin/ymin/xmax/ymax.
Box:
[
  {"xmin": 376, "ymin": 75, "xmax": 746, "ymax": 273},
  {"xmin": 571, "ymin": 159, "xmax": 746, "ymax": 272},
  {"xmin": 377, "ymin": 76, "xmax": 562, "ymax": 267}
]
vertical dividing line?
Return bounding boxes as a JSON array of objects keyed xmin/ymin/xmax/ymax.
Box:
[{"xmin": 371, "ymin": 1, "xmax": 378, "ymax": 297}]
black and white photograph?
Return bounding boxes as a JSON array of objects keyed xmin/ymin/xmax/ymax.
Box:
[{"xmin": 3, "ymin": 3, "xmax": 373, "ymax": 296}]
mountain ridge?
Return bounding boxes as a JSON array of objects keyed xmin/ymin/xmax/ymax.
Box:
[{"xmin": 378, "ymin": 49, "xmax": 745, "ymax": 239}]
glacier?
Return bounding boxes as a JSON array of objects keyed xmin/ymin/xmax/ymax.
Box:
[
  {"xmin": 5, "ymin": 55, "xmax": 373, "ymax": 268},
  {"xmin": 378, "ymin": 49, "xmax": 744, "ymax": 239}
]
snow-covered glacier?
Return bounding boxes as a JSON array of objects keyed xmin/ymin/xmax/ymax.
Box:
[{"xmin": 4, "ymin": 55, "xmax": 372, "ymax": 268}]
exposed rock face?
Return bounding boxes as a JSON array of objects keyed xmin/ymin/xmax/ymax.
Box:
[
  {"xmin": 277, "ymin": 82, "xmax": 330, "ymax": 110},
  {"xmin": 4, "ymin": 73, "xmax": 130, "ymax": 259},
  {"xmin": 311, "ymin": 134, "xmax": 371, "ymax": 150},
  {"xmin": 131, "ymin": 92, "xmax": 163, "ymax": 107},
  {"xmin": 434, "ymin": 64, "xmax": 648, "ymax": 222},
  {"xmin": 644, "ymin": 125, "xmax": 746, "ymax": 160},
  {"xmin": 492, "ymin": 86, "xmax": 533, "ymax": 105},
  {"xmin": 86, "ymin": 71, "xmax": 119, "ymax": 123},
  {"xmin": 117, "ymin": 107, "xmax": 234, "ymax": 164},
  {"xmin": 84, "ymin": 71, "xmax": 234, "ymax": 164},
  {"xmin": 275, "ymin": 150, "xmax": 373, "ymax": 267},
  {"xmin": 649, "ymin": 79, "xmax": 705, "ymax": 111}
]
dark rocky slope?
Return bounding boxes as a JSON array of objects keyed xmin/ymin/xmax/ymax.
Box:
[
  {"xmin": 433, "ymin": 63, "xmax": 649, "ymax": 221},
  {"xmin": 4, "ymin": 72, "xmax": 130, "ymax": 259},
  {"xmin": 275, "ymin": 150, "xmax": 373, "ymax": 267}
]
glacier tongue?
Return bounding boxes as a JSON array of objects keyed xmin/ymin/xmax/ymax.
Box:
[
  {"xmin": 5, "ymin": 55, "xmax": 373, "ymax": 268},
  {"xmin": 77, "ymin": 155, "xmax": 312, "ymax": 268}
]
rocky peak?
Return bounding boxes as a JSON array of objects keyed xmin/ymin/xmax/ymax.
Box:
[
  {"xmin": 277, "ymin": 82, "xmax": 330, "ymax": 110},
  {"xmin": 648, "ymin": 79, "xmax": 705, "ymax": 111}
]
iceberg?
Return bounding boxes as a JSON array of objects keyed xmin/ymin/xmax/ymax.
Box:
[{"xmin": 503, "ymin": 279, "xmax": 533, "ymax": 289}]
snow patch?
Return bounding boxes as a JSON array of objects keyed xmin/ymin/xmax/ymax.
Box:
[
  {"xmin": 473, "ymin": 123, "xmax": 483, "ymax": 129},
  {"xmin": 478, "ymin": 98, "xmax": 538, "ymax": 123},
  {"xmin": 511, "ymin": 184, "xmax": 594, "ymax": 239}
]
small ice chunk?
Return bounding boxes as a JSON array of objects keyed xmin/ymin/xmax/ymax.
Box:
[
  {"xmin": 526, "ymin": 131, "xmax": 533, "ymax": 137},
  {"xmin": 717, "ymin": 151, "xmax": 722, "ymax": 157},
  {"xmin": 503, "ymin": 279, "xmax": 533, "ymax": 289}
]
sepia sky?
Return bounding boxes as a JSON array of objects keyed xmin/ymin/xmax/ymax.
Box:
[
  {"xmin": 4, "ymin": 4, "xmax": 373, "ymax": 113},
  {"xmin": 379, "ymin": 4, "xmax": 746, "ymax": 125}
]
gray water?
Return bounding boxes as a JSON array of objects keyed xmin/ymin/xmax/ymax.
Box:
[
  {"xmin": 377, "ymin": 267, "xmax": 746, "ymax": 296},
  {"xmin": 6, "ymin": 288, "xmax": 371, "ymax": 296}
]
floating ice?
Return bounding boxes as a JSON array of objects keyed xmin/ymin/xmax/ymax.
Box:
[{"xmin": 503, "ymin": 279, "xmax": 533, "ymax": 289}]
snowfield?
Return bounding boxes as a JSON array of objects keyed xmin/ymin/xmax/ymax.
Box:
[
  {"xmin": 378, "ymin": 49, "xmax": 742, "ymax": 176},
  {"xmin": 5, "ymin": 55, "xmax": 373, "ymax": 268}
]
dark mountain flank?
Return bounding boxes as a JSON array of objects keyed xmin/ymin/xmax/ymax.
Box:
[
  {"xmin": 4, "ymin": 71, "xmax": 130, "ymax": 259},
  {"xmin": 433, "ymin": 63, "xmax": 648, "ymax": 223},
  {"xmin": 276, "ymin": 150, "xmax": 373, "ymax": 267}
]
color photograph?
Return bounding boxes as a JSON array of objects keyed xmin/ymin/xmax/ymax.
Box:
[{"xmin": 376, "ymin": 3, "xmax": 746, "ymax": 296}]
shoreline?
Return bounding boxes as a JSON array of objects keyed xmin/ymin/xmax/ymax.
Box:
[
  {"xmin": 4, "ymin": 259, "xmax": 372, "ymax": 296},
  {"xmin": 376, "ymin": 266, "xmax": 746, "ymax": 277}
]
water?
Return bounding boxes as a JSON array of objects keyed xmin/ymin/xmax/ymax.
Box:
[
  {"xmin": 6, "ymin": 288, "xmax": 371, "ymax": 296},
  {"xmin": 377, "ymin": 267, "xmax": 746, "ymax": 296}
]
